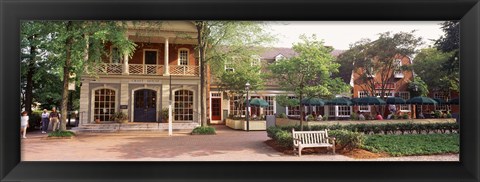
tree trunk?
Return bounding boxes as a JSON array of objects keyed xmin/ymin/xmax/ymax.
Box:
[
  {"xmin": 196, "ymin": 21, "xmax": 208, "ymax": 127},
  {"xmin": 60, "ymin": 21, "xmax": 74, "ymax": 131},
  {"xmin": 24, "ymin": 35, "xmax": 37, "ymax": 114},
  {"xmin": 299, "ymin": 95, "xmax": 304, "ymax": 131}
]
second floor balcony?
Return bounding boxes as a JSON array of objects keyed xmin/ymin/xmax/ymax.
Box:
[{"xmin": 92, "ymin": 63, "xmax": 199, "ymax": 76}]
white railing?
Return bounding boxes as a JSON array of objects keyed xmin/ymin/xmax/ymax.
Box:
[
  {"xmin": 92, "ymin": 63, "xmax": 123, "ymax": 74},
  {"xmin": 129, "ymin": 64, "xmax": 164, "ymax": 75},
  {"xmin": 170, "ymin": 65, "xmax": 199, "ymax": 76},
  {"xmin": 94, "ymin": 63, "xmax": 198, "ymax": 76}
]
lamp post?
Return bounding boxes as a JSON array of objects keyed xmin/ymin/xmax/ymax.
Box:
[{"xmin": 245, "ymin": 82, "xmax": 250, "ymax": 132}]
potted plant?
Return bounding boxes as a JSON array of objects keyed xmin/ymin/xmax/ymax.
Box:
[
  {"xmin": 112, "ymin": 111, "xmax": 128, "ymax": 123},
  {"xmin": 161, "ymin": 107, "xmax": 169, "ymax": 123}
]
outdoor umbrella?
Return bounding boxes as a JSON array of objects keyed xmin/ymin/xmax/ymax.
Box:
[
  {"xmin": 301, "ymin": 98, "xmax": 326, "ymax": 106},
  {"xmin": 385, "ymin": 97, "xmax": 406, "ymax": 105},
  {"xmin": 354, "ymin": 96, "xmax": 387, "ymax": 105},
  {"xmin": 244, "ymin": 98, "xmax": 269, "ymax": 108},
  {"xmin": 433, "ymin": 98, "xmax": 446, "ymax": 105},
  {"xmin": 325, "ymin": 97, "xmax": 353, "ymax": 106},
  {"xmin": 406, "ymin": 96, "xmax": 438, "ymax": 105},
  {"xmin": 448, "ymin": 98, "xmax": 459, "ymax": 105}
]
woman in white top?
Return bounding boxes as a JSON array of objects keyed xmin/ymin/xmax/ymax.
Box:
[{"xmin": 20, "ymin": 111, "xmax": 29, "ymax": 138}]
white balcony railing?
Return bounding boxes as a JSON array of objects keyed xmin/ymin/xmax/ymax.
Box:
[
  {"xmin": 92, "ymin": 63, "xmax": 199, "ymax": 76},
  {"xmin": 92, "ymin": 63, "xmax": 123, "ymax": 74},
  {"xmin": 129, "ymin": 64, "xmax": 164, "ymax": 75},
  {"xmin": 170, "ymin": 65, "xmax": 199, "ymax": 76}
]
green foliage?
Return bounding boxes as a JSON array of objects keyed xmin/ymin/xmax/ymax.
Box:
[
  {"xmin": 161, "ymin": 108, "xmax": 169, "ymax": 121},
  {"xmin": 329, "ymin": 130, "xmax": 366, "ymax": 150},
  {"xmin": 408, "ymin": 76, "xmax": 429, "ymax": 97},
  {"xmin": 412, "ymin": 48, "xmax": 455, "ymax": 92},
  {"xmin": 306, "ymin": 115, "xmax": 314, "ymax": 121},
  {"xmin": 191, "ymin": 126, "xmax": 216, "ymax": 135},
  {"xmin": 48, "ymin": 130, "xmax": 76, "ymax": 137},
  {"xmin": 112, "ymin": 111, "xmax": 128, "ymax": 123},
  {"xmin": 362, "ymin": 134, "xmax": 459, "ymax": 156},
  {"xmin": 278, "ymin": 113, "xmax": 287, "ymax": 118},
  {"xmin": 402, "ymin": 113, "xmax": 409, "ymax": 119},
  {"xmin": 275, "ymin": 95, "xmax": 300, "ymax": 108},
  {"xmin": 266, "ymin": 127, "xmax": 293, "ymax": 148},
  {"xmin": 337, "ymin": 31, "xmax": 422, "ymax": 98}
]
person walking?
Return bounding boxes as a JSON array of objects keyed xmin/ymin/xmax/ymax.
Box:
[
  {"xmin": 20, "ymin": 111, "xmax": 29, "ymax": 139},
  {"xmin": 41, "ymin": 109, "xmax": 50, "ymax": 133},
  {"xmin": 49, "ymin": 107, "xmax": 60, "ymax": 132}
]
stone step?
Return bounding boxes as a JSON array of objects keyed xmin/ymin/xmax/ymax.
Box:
[{"xmin": 72, "ymin": 122, "xmax": 200, "ymax": 133}]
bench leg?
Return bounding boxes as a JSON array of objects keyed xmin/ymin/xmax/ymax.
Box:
[
  {"xmin": 298, "ymin": 146, "xmax": 302, "ymax": 157},
  {"xmin": 332, "ymin": 146, "xmax": 335, "ymax": 155}
]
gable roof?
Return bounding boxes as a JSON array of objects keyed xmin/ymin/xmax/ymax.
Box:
[{"xmin": 259, "ymin": 47, "xmax": 345, "ymax": 60}]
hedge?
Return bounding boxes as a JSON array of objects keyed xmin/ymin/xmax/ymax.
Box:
[
  {"xmin": 274, "ymin": 122, "xmax": 459, "ymax": 135},
  {"xmin": 266, "ymin": 126, "xmax": 365, "ymax": 150},
  {"xmin": 191, "ymin": 126, "xmax": 216, "ymax": 135}
]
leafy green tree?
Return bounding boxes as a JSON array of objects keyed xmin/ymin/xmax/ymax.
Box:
[
  {"xmin": 269, "ymin": 34, "xmax": 349, "ymax": 130},
  {"xmin": 338, "ymin": 31, "xmax": 422, "ymax": 99},
  {"xmin": 435, "ymin": 21, "xmax": 459, "ymax": 92},
  {"xmin": 407, "ymin": 76, "xmax": 429, "ymax": 97},
  {"xmin": 411, "ymin": 48, "xmax": 454, "ymax": 92},
  {"xmin": 21, "ymin": 21, "xmax": 136, "ymax": 130},
  {"xmin": 195, "ymin": 21, "xmax": 275, "ymax": 126}
]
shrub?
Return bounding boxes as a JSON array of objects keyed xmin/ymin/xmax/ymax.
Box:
[
  {"xmin": 191, "ymin": 126, "xmax": 216, "ymax": 135},
  {"xmin": 434, "ymin": 110, "xmax": 441, "ymax": 118},
  {"xmin": 329, "ymin": 130, "xmax": 365, "ymax": 150},
  {"xmin": 273, "ymin": 129, "xmax": 293, "ymax": 148},
  {"xmin": 306, "ymin": 115, "xmax": 314, "ymax": 121},
  {"xmin": 350, "ymin": 112, "xmax": 358, "ymax": 120},
  {"xmin": 322, "ymin": 114, "xmax": 329, "ymax": 121},
  {"xmin": 112, "ymin": 111, "xmax": 128, "ymax": 123},
  {"xmin": 161, "ymin": 108, "xmax": 169, "ymax": 121},
  {"xmin": 402, "ymin": 113, "xmax": 409, "ymax": 119},
  {"xmin": 48, "ymin": 130, "xmax": 76, "ymax": 137},
  {"xmin": 278, "ymin": 113, "xmax": 287, "ymax": 118},
  {"xmin": 362, "ymin": 134, "xmax": 459, "ymax": 156}
]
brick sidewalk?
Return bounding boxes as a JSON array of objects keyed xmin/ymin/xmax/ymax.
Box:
[{"xmin": 21, "ymin": 125, "xmax": 458, "ymax": 161}]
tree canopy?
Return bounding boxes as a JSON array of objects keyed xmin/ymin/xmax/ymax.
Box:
[{"xmin": 269, "ymin": 34, "xmax": 349, "ymax": 130}]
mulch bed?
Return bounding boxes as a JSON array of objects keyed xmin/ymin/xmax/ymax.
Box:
[{"xmin": 264, "ymin": 139, "xmax": 389, "ymax": 159}]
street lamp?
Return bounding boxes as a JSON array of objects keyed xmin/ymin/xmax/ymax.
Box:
[{"xmin": 245, "ymin": 82, "xmax": 250, "ymax": 132}]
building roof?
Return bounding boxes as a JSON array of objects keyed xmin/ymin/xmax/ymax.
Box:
[{"xmin": 259, "ymin": 47, "xmax": 345, "ymax": 60}]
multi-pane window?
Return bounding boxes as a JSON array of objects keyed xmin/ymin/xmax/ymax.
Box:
[
  {"xmin": 397, "ymin": 91, "xmax": 411, "ymax": 111},
  {"xmin": 328, "ymin": 106, "xmax": 336, "ymax": 117},
  {"xmin": 230, "ymin": 95, "xmax": 245, "ymax": 116},
  {"xmin": 287, "ymin": 96, "xmax": 300, "ymax": 116},
  {"xmin": 394, "ymin": 59, "xmax": 402, "ymax": 75},
  {"xmin": 375, "ymin": 90, "xmax": 394, "ymax": 98},
  {"xmin": 94, "ymin": 89, "xmax": 116, "ymax": 122},
  {"xmin": 358, "ymin": 91, "xmax": 370, "ymax": 112},
  {"xmin": 263, "ymin": 96, "xmax": 275, "ymax": 116},
  {"xmin": 179, "ymin": 49, "xmax": 189, "ymax": 65},
  {"xmin": 434, "ymin": 92, "xmax": 450, "ymax": 111},
  {"xmin": 174, "ymin": 90, "xmax": 194, "ymax": 121},
  {"xmin": 338, "ymin": 106, "xmax": 351, "ymax": 117}
]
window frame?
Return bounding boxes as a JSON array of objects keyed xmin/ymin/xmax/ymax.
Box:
[{"xmin": 178, "ymin": 48, "xmax": 189, "ymax": 66}]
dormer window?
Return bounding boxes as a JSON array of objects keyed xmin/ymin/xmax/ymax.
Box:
[
  {"xmin": 274, "ymin": 54, "xmax": 285, "ymax": 62},
  {"xmin": 225, "ymin": 60, "xmax": 234, "ymax": 72},
  {"xmin": 394, "ymin": 59, "xmax": 404, "ymax": 78}
]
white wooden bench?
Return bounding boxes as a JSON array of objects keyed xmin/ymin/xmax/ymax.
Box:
[{"xmin": 292, "ymin": 128, "xmax": 336, "ymax": 156}]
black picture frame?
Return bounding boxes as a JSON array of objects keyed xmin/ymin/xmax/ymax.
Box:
[{"xmin": 1, "ymin": 0, "xmax": 479, "ymax": 181}]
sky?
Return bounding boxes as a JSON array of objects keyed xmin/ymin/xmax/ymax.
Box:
[{"xmin": 265, "ymin": 21, "xmax": 444, "ymax": 50}]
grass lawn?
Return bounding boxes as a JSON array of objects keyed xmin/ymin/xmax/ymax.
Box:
[{"xmin": 362, "ymin": 134, "xmax": 459, "ymax": 157}]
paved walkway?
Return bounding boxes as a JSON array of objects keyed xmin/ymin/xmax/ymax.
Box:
[{"xmin": 21, "ymin": 125, "xmax": 458, "ymax": 161}]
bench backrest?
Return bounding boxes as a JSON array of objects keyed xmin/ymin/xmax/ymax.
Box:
[{"xmin": 292, "ymin": 129, "xmax": 330, "ymax": 146}]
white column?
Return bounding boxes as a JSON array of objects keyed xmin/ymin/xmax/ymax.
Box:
[
  {"xmin": 164, "ymin": 37, "xmax": 170, "ymax": 76},
  {"xmin": 122, "ymin": 51, "xmax": 129, "ymax": 75},
  {"xmin": 78, "ymin": 80, "xmax": 90, "ymax": 125}
]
